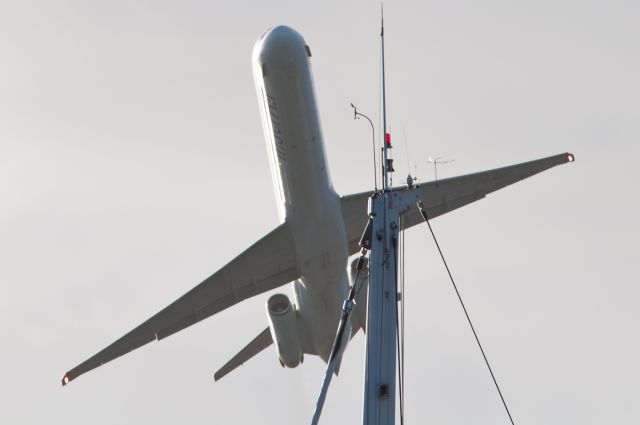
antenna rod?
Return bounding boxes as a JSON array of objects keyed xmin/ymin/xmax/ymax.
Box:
[{"xmin": 381, "ymin": 7, "xmax": 390, "ymax": 191}]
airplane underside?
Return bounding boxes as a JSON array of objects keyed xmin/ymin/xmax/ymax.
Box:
[{"xmin": 62, "ymin": 25, "xmax": 573, "ymax": 387}]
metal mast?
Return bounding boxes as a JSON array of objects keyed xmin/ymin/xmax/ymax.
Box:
[
  {"xmin": 362, "ymin": 11, "xmax": 419, "ymax": 425},
  {"xmin": 309, "ymin": 10, "xmax": 420, "ymax": 425}
]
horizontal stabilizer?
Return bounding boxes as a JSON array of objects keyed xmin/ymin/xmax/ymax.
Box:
[{"xmin": 214, "ymin": 327, "xmax": 273, "ymax": 381}]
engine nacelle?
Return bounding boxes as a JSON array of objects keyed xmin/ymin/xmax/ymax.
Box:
[{"xmin": 266, "ymin": 293, "xmax": 303, "ymax": 368}]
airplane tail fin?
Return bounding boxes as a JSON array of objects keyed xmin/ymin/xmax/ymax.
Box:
[{"xmin": 214, "ymin": 327, "xmax": 273, "ymax": 381}]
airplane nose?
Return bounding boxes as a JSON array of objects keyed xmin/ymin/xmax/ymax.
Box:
[{"xmin": 253, "ymin": 25, "xmax": 308, "ymax": 65}]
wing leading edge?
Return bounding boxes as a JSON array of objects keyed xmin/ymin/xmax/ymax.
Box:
[
  {"xmin": 341, "ymin": 152, "xmax": 574, "ymax": 253},
  {"xmin": 62, "ymin": 222, "xmax": 299, "ymax": 385}
]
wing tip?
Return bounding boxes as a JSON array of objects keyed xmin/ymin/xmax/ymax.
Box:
[
  {"xmin": 565, "ymin": 152, "xmax": 575, "ymax": 163},
  {"xmin": 213, "ymin": 367, "xmax": 229, "ymax": 382},
  {"xmin": 61, "ymin": 373, "xmax": 72, "ymax": 386}
]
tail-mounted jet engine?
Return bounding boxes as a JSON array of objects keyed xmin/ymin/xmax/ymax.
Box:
[{"xmin": 266, "ymin": 293, "xmax": 303, "ymax": 368}]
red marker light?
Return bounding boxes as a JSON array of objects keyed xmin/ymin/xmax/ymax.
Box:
[{"xmin": 385, "ymin": 133, "xmax": 392, "ymax": 147}]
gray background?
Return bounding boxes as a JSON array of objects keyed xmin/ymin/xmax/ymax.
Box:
[{"xmin": 1, "ymin": 1, "xmax": 638, "ymax": 423}]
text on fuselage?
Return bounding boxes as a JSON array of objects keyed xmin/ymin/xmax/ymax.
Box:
[{"xmin": 267, "ymin": 94, "xmax": 287, "ymax": 164}]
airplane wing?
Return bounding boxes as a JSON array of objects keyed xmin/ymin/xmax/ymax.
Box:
[
  {"xmin": 341, "ymin": 152, "xmax": 574, "ymax": 253},
  {"xmin": 62, "ymin": 222, "xmax": 299, "ymax": 385}
]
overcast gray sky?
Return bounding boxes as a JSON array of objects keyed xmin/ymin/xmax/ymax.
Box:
[{"xmin": 1, "ymin": 1, "xmax": 639, "ymax": 424}]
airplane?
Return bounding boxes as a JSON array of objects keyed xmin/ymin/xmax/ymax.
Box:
[{"xmin": 61, "ymin": 25, "xmax": 574, "ymax": 386}]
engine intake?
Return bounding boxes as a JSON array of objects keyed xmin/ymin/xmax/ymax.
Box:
[{"xmin": 266, "ymin": 293, "xmax": 303, "ymax": 368}]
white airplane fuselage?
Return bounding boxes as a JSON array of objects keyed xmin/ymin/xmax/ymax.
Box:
[{"xmin": 253, "ymin": 26, "xmax": 352, "ymax": 362}]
